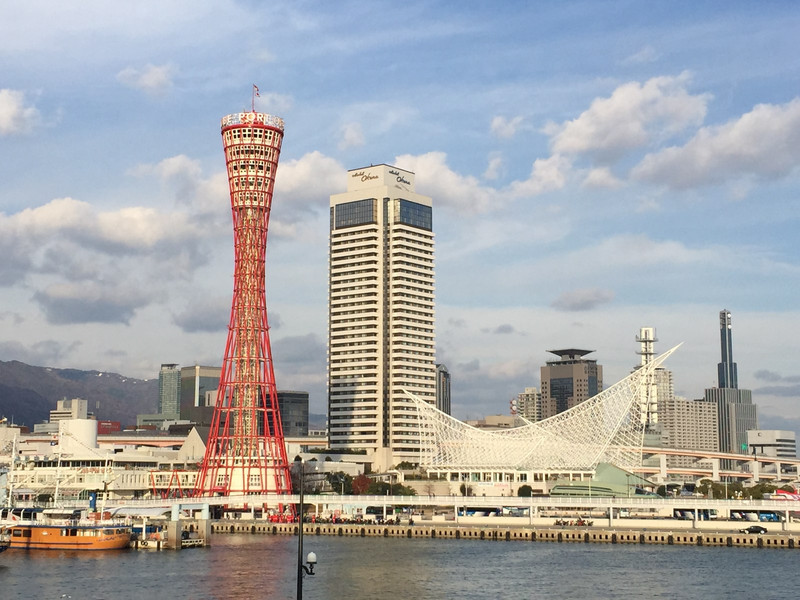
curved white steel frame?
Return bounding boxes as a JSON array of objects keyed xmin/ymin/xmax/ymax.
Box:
[{"xmin": 408, "ymin": 345, "xmax": 680, "ymax": 473}]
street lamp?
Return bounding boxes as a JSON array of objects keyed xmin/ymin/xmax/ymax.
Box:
[{"xmin": 296, "ymin": 460, "xmax": 318, "ymax": 600}]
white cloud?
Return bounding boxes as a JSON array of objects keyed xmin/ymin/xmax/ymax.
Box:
[
  {"xmin": 0, "ymin": 197, "xmax": 208, "ymax": 288},
  {"xmin": 483, "ymin": 155, "xmax": 503, "ymax": 180},
  {"xmin": 13, "ymin": 196, "xmax": 196, "ymax": 252},
  {"xmin": 631, "ymin": 98, "xmax": 800, "ymax": 189},
  {"xmin": 116, "ymin": 64, "xmax": 175, "ymax": 97},
  {"xmin": 274, "ymin": 151, "xmax": 344, "ymax": 217},
  {"xmin": 549, "ymin": 73, "xmax": 710, "ymax": 162},
  {"xmin": 394, "ymin": 151, "xmax": 504, "ymax": 213},
  {"xmin": 255, "ymin": 92, "xmax": 293, "ymax": 115},
  {"xmin": 94, "ymin": 206, "xmax": 199, "ymax": 251},
  {"xmin": 339, "ymin": 122, "xmax": 365, "ymax": 150},
  {"xmin": 574, "ymin": 234, "xmax": 720, "ymax": 269},
  {"xmin": 582, "ymin": 167, "xmax": 623, "ymax": 189},
  {"xmin": 129, "ymin": 154, "xmax": 232, "ymax": 225},
  {"xmin": 147, "ymin": 154, "xmax": 203, "ymax": 181},
  {"xmin": 490, "ymin": 115, "xmax": 524, "ymax": 139},
  {"xmin": 620, "ymin": 45, "xmax": 660, "ymax": 66},
  {"xmin": 132, "ymin": 151, "xmax": 341, "ymax": 236},
  {"xmin": 0, "ymin": 89, "xmax": 39, "ymax": 135},
  {"xmin": 507, "ymin": 154, "xmax": 571, "ymax": 198}
]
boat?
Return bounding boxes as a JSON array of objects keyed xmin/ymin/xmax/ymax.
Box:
[{"xmin": 0, "ymin": 508, "xmax": 131, "ymax": 551}]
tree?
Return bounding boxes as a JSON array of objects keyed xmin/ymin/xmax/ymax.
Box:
[
  {"xmin": 367, "ymin": 481, "xmax": 417, "ymax": 496},
  {"xmin": 326, "ymin": 471, "xmax": 352, "ymax": 494},
  {"xmin": 517, "ymin": 485, "xmax": 533, "ymax": 497},
  {"xmin": 351, "ymin": 474, "xmax": 371, "ymax": 495},
  {"xmin": 459, "ymin": 483, "xmax": 473, "ymax": 496}
]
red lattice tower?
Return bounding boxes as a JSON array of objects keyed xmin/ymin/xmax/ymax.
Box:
[{"xmin": 194, "ymin": 111, "xmax": 292, "ymax": 498}]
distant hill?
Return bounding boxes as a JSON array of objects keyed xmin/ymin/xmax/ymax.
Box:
[{"xmin": 0, "ymin": 360, "xmax": 157, "ymax": 428}]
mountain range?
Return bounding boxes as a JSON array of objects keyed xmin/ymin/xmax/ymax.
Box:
[
  {"xmin": 0, "ymin": 360, "xmax": 327, "ymax": 431},
  {"xmin": 0, "ymin": 360, "xmax": 157, "ymax": 428}
]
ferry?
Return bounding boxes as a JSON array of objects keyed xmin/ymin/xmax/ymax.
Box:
[{"xmin": 0, "ymin": 508, "xmax": 131, "ymax": 551}]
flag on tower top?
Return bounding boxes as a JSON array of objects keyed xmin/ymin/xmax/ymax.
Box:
[{"xmin": 253, "ymin": 84, "xmax": 260, "ymax": 97}]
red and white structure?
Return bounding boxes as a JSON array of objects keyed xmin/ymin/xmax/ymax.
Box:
[{"xmin": 194, "ymin": 110, "xmax": 292, "ymax": 498}]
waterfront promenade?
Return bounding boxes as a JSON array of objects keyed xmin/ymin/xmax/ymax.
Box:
[
  {"xmin": 106, "ymin": 492, "xmax": 800, "ymax": 532},
  {"xmin": 107, "ymin": 492, "xmax": 800, "ymax": 520}
]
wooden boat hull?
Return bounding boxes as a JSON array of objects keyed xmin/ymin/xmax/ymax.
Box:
[{"xmin": 7, "ymin": 525, "xmax": 131, "ymax": 551}]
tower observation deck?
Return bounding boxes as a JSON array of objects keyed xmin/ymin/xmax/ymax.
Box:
[{"xmin": 194, "ymin": 111, "xmax": 292, "ymax": 498}]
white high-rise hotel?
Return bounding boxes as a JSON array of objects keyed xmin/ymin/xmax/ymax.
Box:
[{"xmin": 328, "ymin": 164, "xmax": 436, "ymax": 468}]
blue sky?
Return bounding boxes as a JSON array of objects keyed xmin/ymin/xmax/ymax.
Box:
[{"xmin": 1, "ymin": 1, "xmax": 799, "ymax": 432}]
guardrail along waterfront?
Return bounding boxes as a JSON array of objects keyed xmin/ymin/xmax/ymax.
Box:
[{"xmin": 211, "ymin": 521, "xmax": 798, "ymax": 550}]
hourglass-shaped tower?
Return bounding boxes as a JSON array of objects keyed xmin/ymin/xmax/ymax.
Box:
[{"xmin": 194, "ymin": 111, "xmax": 292, "ymax": 497}]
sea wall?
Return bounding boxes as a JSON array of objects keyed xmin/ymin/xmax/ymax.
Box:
[{"xmin": 210, "ymin": 521, "xmax": 799, "ymax": 549}]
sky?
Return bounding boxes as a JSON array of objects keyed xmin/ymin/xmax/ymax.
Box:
[{"xmin": 1, "ymin": 1, "xmax": 799, "ymax": 433}]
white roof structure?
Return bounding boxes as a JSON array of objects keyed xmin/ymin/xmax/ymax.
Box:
[{"xmin": 408, "ymin": 345, "xmax": 680, "ymax": 473}]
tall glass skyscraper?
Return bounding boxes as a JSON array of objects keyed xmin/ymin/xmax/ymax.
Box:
[
  {"xmin": 718, "ymin": 309, "xmax": 738, "ymax": 389},
  {"xmin": 705, "ymin": 309, "xmax": 757, "ymax": 456},
  {"xmin": 327, "ymin": 164, "xmax": 435, "ymax": 469},
  {"xmin": 157, "ymin": 363, "xmax": 180, "ymax": 416}
]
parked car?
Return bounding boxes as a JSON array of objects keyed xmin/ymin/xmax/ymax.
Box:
[{"xmin": 739, "ymin": 525, "xmax": 767, "ymax": 534}]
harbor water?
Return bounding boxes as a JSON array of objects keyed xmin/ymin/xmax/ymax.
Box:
[{"xmin": 0, "ymin": 533, "xmax": 794, "ymax": 599}]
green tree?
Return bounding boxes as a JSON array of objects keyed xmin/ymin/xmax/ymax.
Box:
[
  {"xmin": 517, "ymin": 485, "xmax": 533, "ymax": 497},
  {"xmin": 326, "ymin": 471, "xmax": 353, "ymax": 494},
  {"xmin": 367, "ymin": 481, "xmax": 417, "ymax": 496}
]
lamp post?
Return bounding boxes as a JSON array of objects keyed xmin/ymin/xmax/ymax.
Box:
[
  {"xmin": 296, "ymin": 460, "xmax": 317, "ymax": 600},
  {"xmin": 335, "ymin": 474, "xmax": 345, "ymax": 521}
]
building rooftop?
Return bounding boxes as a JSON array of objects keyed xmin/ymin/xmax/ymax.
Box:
[{"xmin": 547, "ymin": 349, "xmax": 595, "ymax": 360}]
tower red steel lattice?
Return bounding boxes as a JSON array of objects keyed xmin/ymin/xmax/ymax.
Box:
[{"xmin": 194, "ymin": 111, "xmax": 292, "ymax": 498}]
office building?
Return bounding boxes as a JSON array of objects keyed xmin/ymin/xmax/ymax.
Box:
[
  {"xmin": 277, "ymin": 390, "xmax": 309, "ymax": 437},
  {"xmin": 180, "ymin": 365, "xmax": 221, "ymax": 426},
  {"xmin": 660, "ymin": 396, "xmax": 719, "ymax": 469},
  {"xmin": 435, "ymin": 364, "xmax": 451, "ymax": 415},
  {"xmin": 32, "ymin": 398, "xmax": 93, "ymax": 434},
  {"xmin": 746, "ymin": 430, "xmax": 797, "ymax": 459},
  {"xmin": 157, "ymin": 363, "xmax": 180, "ymax": 417},
  {"xmin": 539, "ymin": 349, "xmax": 602, "ymax": 419},
  {"xmin": 704, "ymin": 310, "xmax": 758, "ymax": 455},
  {"xmin": 328, "ymin": 164, "xmax": 436, "ymax": 467},
  {"xmin": 514, "ymin": 387, "xmax": 542, "ymax": 422}
]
